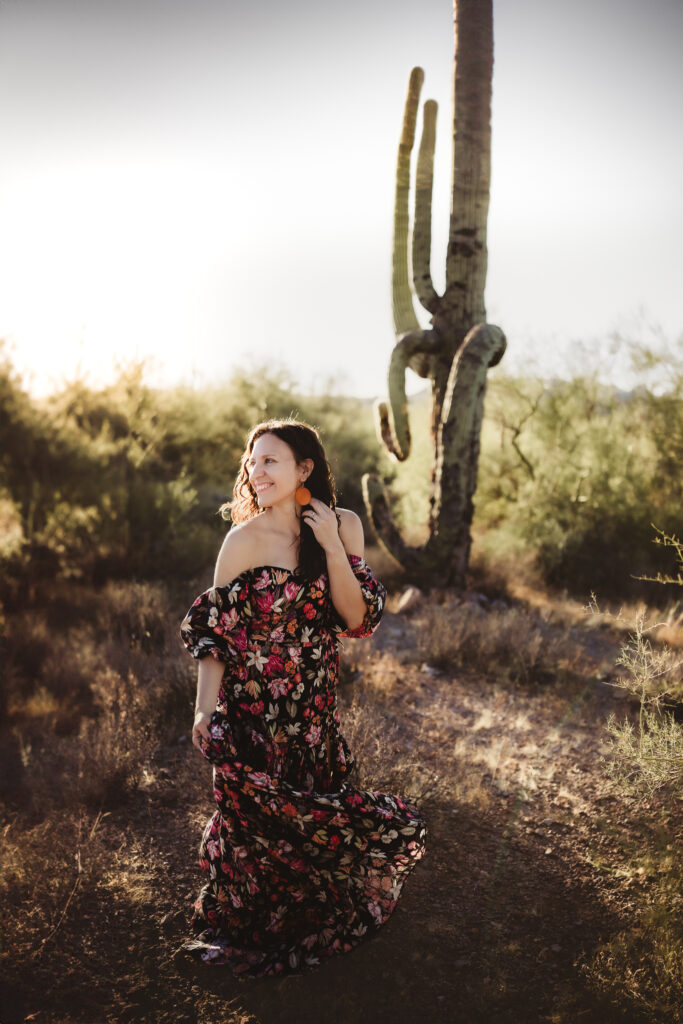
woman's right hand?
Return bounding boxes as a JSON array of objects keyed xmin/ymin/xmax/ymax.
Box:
[{"xmin": 192, "ymin": 710, "xmax": 213, "ymax": 752}]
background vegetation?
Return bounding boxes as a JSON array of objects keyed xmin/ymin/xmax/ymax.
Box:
[{"xmin": 2, "ymin": 333, "xmax": 680, "ymax": 603}]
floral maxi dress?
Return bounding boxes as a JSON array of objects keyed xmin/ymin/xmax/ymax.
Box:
[{"xmin": 179, "ymin": 552, "xmax": 427, "ymax": 978}]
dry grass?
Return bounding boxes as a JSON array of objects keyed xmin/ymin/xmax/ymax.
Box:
[
  {"xmin": 338, "ymin": 687, "xmax": 443, "ymax": 808},
  {"xmin": 402, "ymin": 597, "xmax": 586, "ymax": 685},
  {"xmin": 1, "ymin": 807, "xmax": 114, "ymax": 962},
  {"xmin": 578, "ymin": 799, "xmax": 683, "ymax": 1024},
  {"xmin": 469, "ymin": 538, "xmax": 683, "ymax": 649},
  {"xmin": 2, "ymin": 564, "xmax": 683, "ymax": 1023},
  {"xmin": 1, "ymin": 579, "xmax": 195, "ymax": 820}
]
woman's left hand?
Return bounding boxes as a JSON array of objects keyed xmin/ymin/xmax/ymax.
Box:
[{"xmin": 301, "ymin": 498, "xmax": 342, "ymax": 554}]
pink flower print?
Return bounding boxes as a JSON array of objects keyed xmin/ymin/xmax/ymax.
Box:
[
  {"xmin": 206, "ymin": 839, "xmax": 220, "ymax": 859},
  {"xmin": 268, "ymin": 677, "xmax": 290, "ymax": 699},
  {"xmin": 219, "ymin": 608, "xmax": 239, "ymax": 633},
  {"xmin": 249, "ymin": 700, "xmax": 264, "ymax": 715},
  {"xmin": 269, "ymin": 625, "xmax": 285, "ymax": 643},
  {"xmin": 253, "ymin": 569, "xmax": 273, "ymax": 591},
  {"xmin": 346, "ymin": 792, "xmax": 363, "ymax": 806},
  {"xmin": 264, "ymin": 652, "xmax": 284, "ymax": 676},
  {"xmin": 303, "ymin": 602, "xmax": 316, "ymax": 620},
  {"xmin": 256, "ymin": 591, "xmax": 275, "ymax": 613},
  {"xmin": 232, "ymin": 627, "xmax": 248, "ymax": 651},
  {"xmin": 284, "ymin": 581, "xmax": 302, "ymax": 602},
  {"xmin": 329, "ymin": 834, "xmax": 341, "ymax": 849},
  {"xmin": 314, "ymin": 694, "xmax": 325, "ymax": 710},
  {"xmin": 247, "ymin": 771, "xmax": 270, "ymax": 787},
  {"xmin": 367, "ymin": 900, "xmax": 383, "ymax": 924},
  {"xmin": 287, "ymin": 646, "xmax": 302, "ymax": 665},
  {"xmin": 304, "ymin": 723, "xmax": 321, "ymax": 747}
]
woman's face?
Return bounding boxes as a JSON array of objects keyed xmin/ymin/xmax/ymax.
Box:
[{"xmin": 246, "ymin": 432, "xmax": 310, "ymax": 509}]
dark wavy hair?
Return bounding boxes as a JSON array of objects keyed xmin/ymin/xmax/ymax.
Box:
[{"xmin": 219, "ymin": 418, "xmax": 339, "ymax": 582}]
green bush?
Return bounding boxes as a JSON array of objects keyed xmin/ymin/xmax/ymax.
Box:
[
  {"xmin": 0, "ymin": 349, "xmax": 392, "ymax": 591},
  {"xmin": 473, "ymin": 341, "xmax": 683, "ymax": 599}
]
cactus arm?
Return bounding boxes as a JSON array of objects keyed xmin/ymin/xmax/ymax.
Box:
[
  {"xmin": 393, "ymin": 67, "xmax": 424, "ymax": 336},
  {"xmin": 377, "ymin": 328, "xmax": 440, "ymax": 462},
  {"xmin": 361, "ymin": 473, "xmax": 425, "ymax": 573},
  {"xmin": 413, "ymin": 99, "xmax": 441, "ymax": 315}
]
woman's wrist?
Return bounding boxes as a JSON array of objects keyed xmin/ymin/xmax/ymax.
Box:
[{"xmin": 194, "ymin": 706, "xmax": 213, "ymax": 718}]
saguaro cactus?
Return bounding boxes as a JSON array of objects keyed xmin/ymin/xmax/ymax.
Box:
[{"xmin": 362, "ymin": 0, "xmax": 506, "ymax": 589}]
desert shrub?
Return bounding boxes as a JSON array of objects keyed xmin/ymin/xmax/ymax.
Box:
[
  {"xmin": 577, "ymin": 530, "xmax": 683, "ymax": 1021},
  {"xmin": 0, "ymin": 351, "xmax": 393, "ymax": 591},
  {"xmin": 598, "ymin": 529, "xmax": 683, "ymax": 801},
  {"xmin": 409, "ymin": 599, "xmax": 583, "ymax": 685},
  {"xmin": 1, "ymin": 574, "xmax": 195, "ymax": 815},
  {"xmin": 474, "ymin": 337, "xmax": 683, "ymax": 599}
]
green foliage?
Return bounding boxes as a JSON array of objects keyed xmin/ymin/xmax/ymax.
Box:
[
  {"xmin": 2, "ymin": 334, "xmax": 680, "ymax": 599},
  {"xmin": 0, "ymin": 348, "xmax": 390, "ymax": 591},
  {"xmin": 473, "ymin": 337, "xmax": 683, "ymax": 599}
]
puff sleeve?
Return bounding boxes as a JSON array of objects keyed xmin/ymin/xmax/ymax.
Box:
[
  {"xmin": 328, "ymin": 554, "xmax": 387, "ymax": 639},
  {"xmin": 180, "ymin": 576, "xmax": 252, "ymax": 663}
]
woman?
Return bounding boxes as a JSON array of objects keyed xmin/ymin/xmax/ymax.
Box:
[{"xmin": 179, "ymin": 418, "xmax": 427, "ymax": 978}]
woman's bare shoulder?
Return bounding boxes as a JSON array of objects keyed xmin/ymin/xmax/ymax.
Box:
[
  {"xmin": 335, "ymin": 507, "xmax": 364, "ymax": 557},
  {"xmin": 214, "ymin": 517, "xmax": 263, "ymax": 585}
]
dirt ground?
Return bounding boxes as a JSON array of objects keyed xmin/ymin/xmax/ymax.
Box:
[{"xmin": 3, "ymin": 596, "xmax": 680, "ymax": 1024}]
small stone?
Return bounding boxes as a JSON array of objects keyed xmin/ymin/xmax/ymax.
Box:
[
  {"xmin": 544, "ymin": 847, "xmax": 553, "ymax": 855},
  {"xmin": 420, "ymin": 663, "xmax": 440, "ymax": 676}
]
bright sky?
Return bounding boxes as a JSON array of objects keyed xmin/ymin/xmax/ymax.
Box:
[{"xmin": 0, "ymin": 0, "xmax": 681, "ymax": 399}]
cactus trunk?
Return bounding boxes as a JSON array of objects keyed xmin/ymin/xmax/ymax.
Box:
[{"xmin": 363, "ymin": 0, "xmax": 506, "ymax": 589}]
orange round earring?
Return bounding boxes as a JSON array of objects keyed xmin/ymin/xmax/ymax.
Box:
[{"xmin": 295, "ymin": 485, "xmax": 311, "ymax": 506}]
